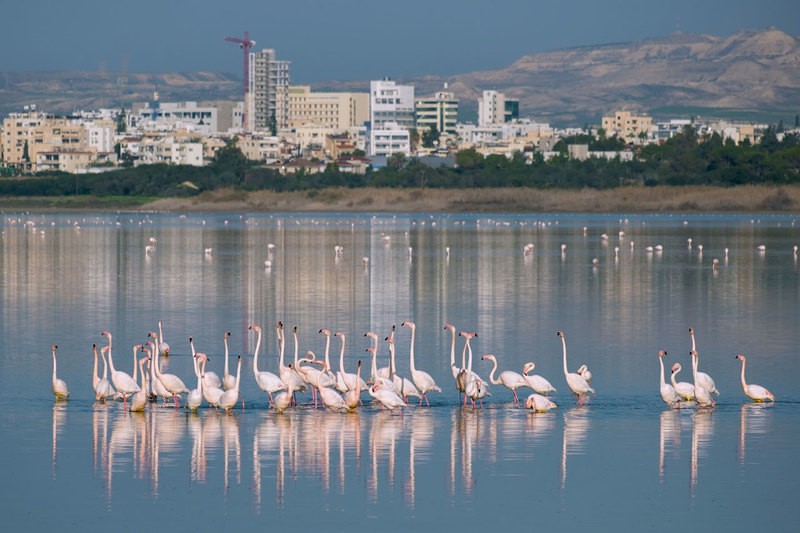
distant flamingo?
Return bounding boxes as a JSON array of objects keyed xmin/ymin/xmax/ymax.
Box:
[
  {"xmin": 51, "ymin": 344, "xmax": 69, "ymax": 400},
  {"xmin": 658, "ymin": 350, "xmax": 680, "ymax": 407},
  {"xmin": 670, "ymin": 363, "xmax": 695, "ymax": 401},
  {"xmin": 218, "ymin": 356, "xmax": 242, "ymax": 411},
  {"xmin": 403, "ymin": 321, "xmax": 441, "ymax": 406},
  {"xmin": 557, "ymin": 331, "xmax": 594, "ymax": 406},
  {"xmin": 735, "ymin": 354, "xmax": 775, "ymax": 402},
  {"xmin": 521, "ymin": 362, "xmax": 556, "ymax": 395},
  {"xmin": 482, "ymin": 354, "xmax": 527, "ymax": 403},
  {"xmin": 101, "ymin": 331, "xmax": 139, "ymax": 406}
]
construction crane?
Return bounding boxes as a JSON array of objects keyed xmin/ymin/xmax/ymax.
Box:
[{"xmin": 224, "ymin": 31, "xmax": 256, "ymax": 132}]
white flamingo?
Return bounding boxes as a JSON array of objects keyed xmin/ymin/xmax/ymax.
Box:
[
  {"xmin": 186, "ymin": 353, "xmax": 205, "ymax": 410},
  {"xmin": 335, "ymin": 331, "xmax": 368, "ymax": 393},
  {"xmin": 366, "ymin": 347, "xmax": 397, "ymax": 393},
  {"xmin": 691, "ymin": 350, "xmax": 715, "ymax": 407},
  {"xmin": 189, "ymin": 336, "xmax": 221, "ymax": 390},
  {"xmin": 219, "ymin": 356, "xmax": 242, "ymax": 411},
  {"xmin": 222, "ymin": 331, "xmax": 236, "ymax": 391},
  {"xmin": 146, "ymin": 341, "xmax": 173, "ymax": 403},
  {"xmin": 250, "ymin": 324, "xmax": 286, "ymax": 404},
  {"xmin": 317, "ymin": 362, "xmax": 347, "ymax": 410},
  {"xmin": 525, "ymin": 393, "xmax": 557, "ymax": 412},
  {"xmin": 557, "ymin": 331, "xmax": 594, "ymax": 406},
  {"xmin": 658, "ymin": 350, "xmax": 680, "ymax": 407},
  {"xmin": 290, "ymin": 326, "xmax": 308, "ymax": 396},
  {"xmin": 576, "ymin": 364, "xmax": 592, "ymax": 383},
  {"xmin": 93, "ymin": 343, "xmax": 115, "ymax": 401},
  {"xmin": 670, "ymin": 362, "xmax": 695, "ymax": 401},
  {"xmin": 444, "ymin": 324, "xmax": 460, "ymax": 381},
  {"xmin": 101, "ymin": 331, "xmax": 139, "ymax": 406},
  {"xmin": 521, "ymin": 362, "xmax": 556, "ymax": 395},
  {"xmin": 482, "ymin": 353, "xmax": 527, "ymax": 403},
  {"xmin": 343, "ymin": 360, "xmax": 363, "ymax": 410},
  {"xmin": 129, "ymin": 355, "xmax": 149, "ymax": 413},
  {"xmin": 387, "ymin": 336, "xmax": 422, "ymax": 402},
  {"xmin": 197, "ymin": 353, "xmax": 223, "ymax": 408},
  {"xmin": 463, "ymin": 333, "xmax": 489, "ymax": 409},
  {"xmin": 689, "ymin": 328, "xmax": 719, "ymax": 395},
  {"xmin": 403, "ymin": 321, "xmax": 441, "ymax": 406},
  {"xmin": 51, "ymin": 344, "xmax": 69, "ymax": 400},
  {"xmin": 150, "ymin": 331, "xmax": 189, "ymax": 406},
  {"xmin": 375, "ymin": 325, "xmax": 396, "ymax": 380},
  {"xmin": 368, "ymin": 380, "xmax": 407, "ymax": 411},
  {"xmin": 157, "ymin": 320, "xmax": 170, "ymax": 356},
  {"xmin": 735, "ymin": 354, "xmax": 775, "ymax": 402}
]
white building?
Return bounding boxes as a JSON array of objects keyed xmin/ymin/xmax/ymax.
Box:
[
  {"xmin": 369, "ymin": 79, "xmax": 414, "ymax": 155},
  {"xmin": 130, "ymin": 101, "xmax": 242, "ymax": 134},
  {"xmin": 416, "ymin": 85, "xmax": 458, "ymax": 134},
  {"xmin": 478, "ymin": 90, "xmax": 518, "ymax": 126},
  {"xmin": 249, "ymin": 49, "xmax": 291, "ymax": 132},
  {"xmin": 370, "ymin": 122, "xmax": 411, "ymax": 157}
]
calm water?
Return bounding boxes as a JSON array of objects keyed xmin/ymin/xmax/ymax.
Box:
[{"xmin": 1, "ymin": 212, "xmax": 799, "ymax": 530}]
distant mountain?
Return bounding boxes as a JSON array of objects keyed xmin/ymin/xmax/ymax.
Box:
[
  {"xmin": 318, "ymin": 28, "xmax": 800, "ymax": 125},
  {"xmin": 1, "ymin": 29, "xmax": 797, "ymax": 125}
]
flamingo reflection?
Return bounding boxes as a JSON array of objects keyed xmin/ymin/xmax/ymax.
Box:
[{"xmin": 561, "ymin": 408, "xmax": 590, "ymax": 489}]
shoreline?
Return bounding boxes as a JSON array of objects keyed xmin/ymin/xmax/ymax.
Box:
[{"xmin": 1, "ymin": 184, "xmax": 799, "ymax": 214}]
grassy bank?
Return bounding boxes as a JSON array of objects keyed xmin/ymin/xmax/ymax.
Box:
[{"xmin": 1, "ymin": 185, "xmax": 799, "ymax": 214}]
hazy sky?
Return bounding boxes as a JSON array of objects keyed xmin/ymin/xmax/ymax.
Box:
[{"xmin": 2, "ymin": 0, "xmax": 797, "ymax": 82}]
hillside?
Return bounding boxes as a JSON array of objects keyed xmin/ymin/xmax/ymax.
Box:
[{"xmin": 1, "ymin": 29, "xmax": 798, "ymax": 125}]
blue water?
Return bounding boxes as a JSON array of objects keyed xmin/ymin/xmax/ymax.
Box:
[{"xmin": 1, "ymin": 212, "xmax": 798, "ymax": 530}]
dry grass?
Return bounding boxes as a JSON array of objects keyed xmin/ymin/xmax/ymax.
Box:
[{"xmin": 140, "ymin": 185, "xmax": 800, "ymax": 214}]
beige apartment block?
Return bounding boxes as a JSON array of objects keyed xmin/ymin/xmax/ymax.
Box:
[
  {"xmin": 2, "ymin": 112, "xmax": 48, "ymax": 170},
  {"xmin": 601, "ymin": 110, "xmax": 653, "ymax": 143},
  {"xmin": 284, "ymin": 86, "xmax": 369, "ymax": 132}
]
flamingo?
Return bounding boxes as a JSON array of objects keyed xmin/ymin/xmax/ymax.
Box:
[
  {"xmin": 146, "ymin": 341, "xmax": 173, "ymax": 403},
  {"xmin": 524, "ymin": 393, "xmax": 557, "ymax": 412},
  {"xmin": 482, "ymin": 354, "xmax": 527, "ymax": 403},
  {"xmin": 197, "ymin": 353, "xmax": 223, "ymax": 408},
  {"xmin": 222, "ymin": 331, "xmax": 236, "ymax": 391},
  {"xmin": 189, "ymin": 336, "xmax": 221, "ymax": 390},
  {"xmin": 670, "ymin": 363, "xmax": 695, "ymax": 401},
  {"xmin": 272, "ymin": 364, "xmax": 294, "ymax": 414},
  {"xmin": 658, "ymin": 350, "xmax": 680, "ymax": 407},
  {"xmin": 250, "ymin": 324, "xmax": 286, "ymax": 404},
  {"xmin": 365, "ymin": 331, "xmax": 381, "ymax": 384},
  {"xmin": 521, "ymin": 362, "xmax": 556, "ymax": 395},
  {"xmin": 129, "ymin": 355, "xmax": 149, "ymax": 412},
  {"xmin": 343, "ymin": 360, "xmax": 363, "ymax": 410},
  {"xmin": 387, "ymin": 336, "xmax": 422, "ymax": 402},
  {"xmin": 691, "ymin": 350, "xmax": 715, "ymax": 407},
  {"xmin": 150, "ymin": 332, "xmax": 189, "ymax": 406},
  {"xmin": 51, "ymin": 344, "xmax": 69, "ymax": 400},
  {"xmin": 335, "ymin": 331, "xmax": 368, "ymax": 393},
  {"xmin": 317, "ymin": 362, "xmax": 347, "ymax": 410},
  {"xmin": 157, "ymin": 320, "xmax": 170, "ymax": 356},
  {"xmin": 464, "ymin": 334, "xmax": 489, "ymax": 409},
  {"xmin": 735, "ymin": 354, "xmax": 775, "ymax": 402},
  {"xmin": 186, "ymin": 353, "xmax": 205, "ymax": 410},
  {"xmin": 444, "ymin": 324, "xmax": 460, "ymax": 381},
  {"xmin": 290, "ymin": 326, "xmax": 308, "ymax": 397},
  {"xmin": 219, "ymin": 356, "xmax": 242, "ymax": 411},
  {"xmin": 374, "ymin": 325, "xmax": 395, "ymax": 380},
  {"xmin": 101, "ymin": 331, "xmax": 139, "ymax": 406},
  {"xmin": 576, "ymin": 364, "xmax": 592, "ymax": 383},
  {"xmin": 93, "ymin": 343, "xmax": 115, "ymax": 401},
  {"xmin": 689, "ymin": 328, "xmax": 719, "ymax": 395},
  {"xmin": 317, "ymin": 329, "xmax": 339, "ymax": 388},
  {"xmin": 366, "ymin": 347, "xmax": 396, "ymax": 393},
  {"xmin": 368, "ymin": 380, "xmax": 407, "ymax": 411},
  {"xmin": 295, "ymin": 351, "xmax": 329, "ymax": 407},
  {"xmin": 557, "ymin": 331, "xmax": 594, "ymax": 406},
  {"xmin": 403, "ymin": 321, "xmax": 441, "ymax": 406}
]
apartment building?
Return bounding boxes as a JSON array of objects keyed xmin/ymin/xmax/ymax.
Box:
[
  {"xmin": 601, "ymin": 110, "xmax": 653, "ymax": 143},
  {"xmin": 369, "ymin": 79, "xmax": 414, "ymax": 155},
  {"xmin": 478, "ymin": 90, "xmax": 518, "ymax": 126},
  {"xmin": 1, "ymin": 111, "xmax": 48, "ymax": 170},
  {"xmin": 283, "ymin": 86, "xmax": 369, "ymax": 131},
  {"xmin": 415, "ymin": 85, "xmax": 458, "ymax": 135},
  {"xmin": 249, "ymin": 49, "xmax": 291, "ymax": 132},
  {"xmin": 130, "ymin": 101, "xmax": 242, "ymax": 134}
]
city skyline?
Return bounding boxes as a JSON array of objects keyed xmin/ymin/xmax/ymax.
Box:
[{"xmin": 2, "ymin": 1, "xmax": 798, "ymax": 83}]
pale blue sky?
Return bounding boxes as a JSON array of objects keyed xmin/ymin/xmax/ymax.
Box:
[{"xmin": 2, "ymin": 0, "xmax": 797, "ymax": 81}]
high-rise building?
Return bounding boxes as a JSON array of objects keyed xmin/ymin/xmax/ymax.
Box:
[
  {"xmin": 478, "ymin": 90, "xmax": 518, "ymax": 126},
  {"xmin": 369, "ymin": 79, "xmax": 414, "ymax": 155},
  {"xmin": 249, "ymin": 49, "xmax": 291, "ymax": 132},
  {"xmin": 415, "ymin": 85, "xmax": 458, "ymax": 135}
]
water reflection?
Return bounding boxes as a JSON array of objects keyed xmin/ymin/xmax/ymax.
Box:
[
  {"xmin": 690, "ymin": 410, "xmax": 714, "ymax": 495},
  {"xmin": 738, "ymin": 403, "xmax": 773, "ymax": 464},
  {"xmin": 51, "ymin": 403, "xmax": 67, "ymax": 479},
  {"xmin": 658, "ymin": 410, "xmax": 681, "ymax": 481},
  {"xmin": 561, "ymin": 408, "xmax": 590, "ymax": 489}
]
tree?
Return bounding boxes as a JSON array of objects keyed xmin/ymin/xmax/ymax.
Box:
[
  {"xmin": 455, "ymin": 148, "xmax": 484, "ymax": 170},
  {"xmin": 387, "ymin": 152, "xmax": 407, "ymax": 171},
  {"xmin": 212, "ymin": 137, "xmax": 249, "ymax": 179},
  {"xmin": 795, "ymin": 114, "xmax": 799, "ymax": 128},
  {"xmin": 422, "ymin": 125, "xmax": 440, "ymax": 148},
  {"xmin": 269, "ymin": 111, "xmax": 277, "ymax": 136}
]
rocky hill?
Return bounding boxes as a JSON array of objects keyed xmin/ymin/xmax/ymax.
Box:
[{"xmin": 1, "ymin": 28, "xmax": 797, "ymax": 125}]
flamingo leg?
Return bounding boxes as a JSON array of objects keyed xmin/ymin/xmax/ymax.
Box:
[{"xmin": 513, "ymin": 389, "xmax": 519, "ymax": 403}]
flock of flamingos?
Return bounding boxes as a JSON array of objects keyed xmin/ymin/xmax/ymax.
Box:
[{"xmin": 50, "ymin": 320, "xmax": 775, "ymax": 412}]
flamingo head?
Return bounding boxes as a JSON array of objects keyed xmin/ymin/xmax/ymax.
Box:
[
  {"xmin": 366, "ymin": 347, "xmax": 375, "ymax": 354},
  {"xmin": 658, "ymin": 350, "xmax": 667, "ymax": 358},
  {"xmin": 225, "ymin": 331, "xmax": 231, "ymax": 339},
  {"xmin": 735, "ymin": 354, "xmax": 746, "ymax": 362},
  {"xmin": 523, "ymin": 362, "xmax": 534, "ymax": 374},
  {"xmin": 557, "ymin": 331, "xmax": 564, "ymax": 338},
  {"xmin": 403, "ymin": 321, "xmax": 415, "ymax": 329},
  {"xmin": 52, "ymin": 344, "xmax": 58, "ymax": 351},
  {"xmin": 671, "ymin": 363, "xmax": 680, "ymax": 373},
  {"xmin": 305, "ymin": 350, "xmax": 316, "ymax": 360},
  {"xmin": 320, "ymin": 328, "xmax": 330, "ymax": 336},
  {"xmin": 335, "ymin": 331, "xmax": 343, "ymax": 338},
  {"xmin": 689, "ymin": 327, "xmax": 694, "ymax": 335},
  {"xmin": 364, "ymin": 331, "xmax": 377, "ymax": 339},
  {"xmin": 481, "ymin": 354, "xmax": 494, "ymax": 362},
  {"xmin": 249, "ymin": 325, "xmax": 261, "ymax": 333},
  {"xmin": 101, "ymin": 330, "xmax": 110, "ymax": 339},
  {"xmin": 690, "ymin": 350, "xmax": 698, "ymax": 359},
  {"xmin": 444, "ymin": 324, "xmax": 455, "ymax": 332}
]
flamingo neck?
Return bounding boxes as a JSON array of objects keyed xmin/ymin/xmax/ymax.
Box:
[
  {"xmin": 449, "ymin": 329, "xmax": 456, "ymax": 368},
  {"xmin": 132, "ymin": 349, "xmax": 139, "ymax": 382},
  {"xmin": 390, "ymin": 343, "xmax": 397, "ymax": 375},
  {"xmin": 92, "ymin": 348, "xmax": 100, "ymax": 386},
  {"xmin": 466, "ymin": 340, "xmax": 473, "ymax": 372},
  {"xmin": 196, "ymin": 359, "xmax": 203, "ymax": 390},
  {"xmin": 252, "ymin": 330, "xmax": 262, "ymax": 374},
  {"xmin": 279, "ymin": 329, "xmax": 286, "ymax": 368},
  {"xmin": 52, "ymin": 349, "xmax": 57, "ymax": 380},
  {"xmin": 101, "ymin": 349, "xmax": 109, "ymax": 379},
  {"xmin": 339, "ymin": 335, "xmax": 346, "ymax": 372},
  {"xmin": 561, "ymin": 337, "xmax": 569, "ymax": 376},
  {"xmin": 234, "ymin": 359, "xmax": 241, "ymax": 390},
  {"xmin": 659, "ymin": 357, "xmax": 665, "ymax": 387},
  {"xmin": 671, "ymin": 367, "xmax": 679, "ymax": 387},
  {"xmin": 324, "ymin": 334, "xmax": 331, "ymax": 368},
  {"xmin": 224, "ymin": 336, "xmax": 230, "ymax": 375},
  {"xmin": 409, "ymin": 326, "xmax": 416, "ymax": 372},
  {"xmin": 460, "ymin": 339, "xmax": 468, "ymax": 370},
  {"xmin": 370, "ymin": 349, "xmax": 378, "ymax": 381},
  {"xmin": 740, "ymin": 358, "xmax": 748, "ymax": 390},
  {"xmin": 487, "ymin": 357, "xmax": 500, "ymax": 385},
  {"xmin": 106, "ymin": 339, "xmax": 116, "ymax": 373},
  {"xmin": 293, "ymin": 332, "xmax": 299, "ymax": 365}
]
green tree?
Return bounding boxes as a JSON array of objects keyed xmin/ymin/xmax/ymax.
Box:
[
  {"xmin": 455, "ymin": 148, "xmax": 484, "ymax": 170},
  {"xmin": 212, "ymin": 138, "xmax": 249, "ymax": 179},
  {"xmin": 116, "ymin": 109, "xmax": 127, "ymax": 134},
  {"xmin": 387, "ymin": 152, "xmax": 407, "ymax": 171},
  {"xmin": 422, "ymin": 125, "xmax": 440, "ymax": 148},
  {"xmin": 269, "ymin": 112, "xmax": 277, "ymax": 136}
]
